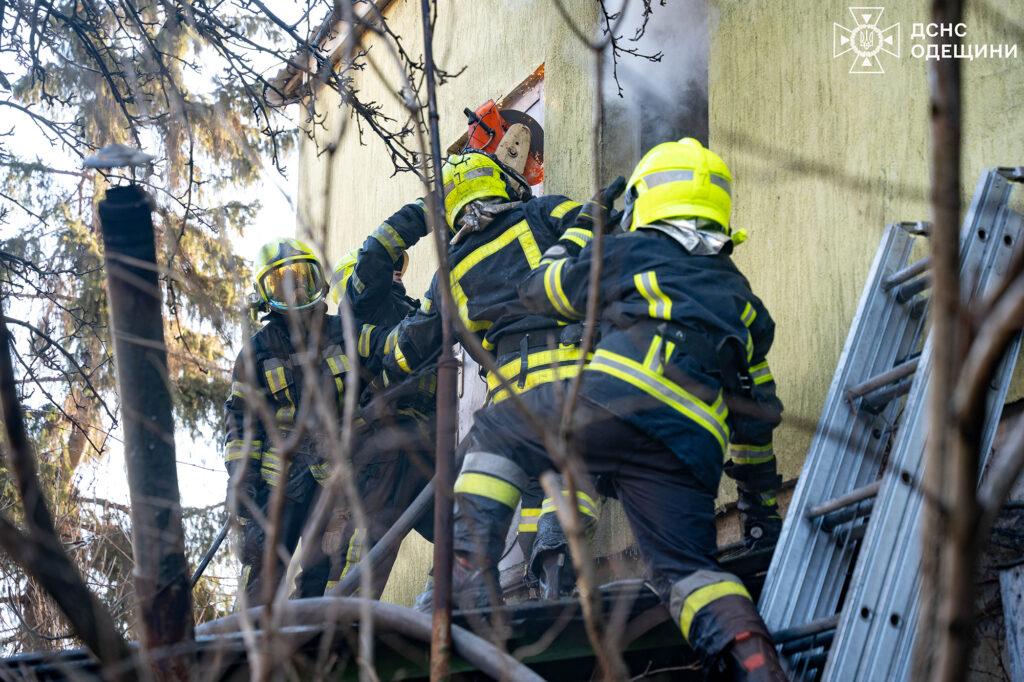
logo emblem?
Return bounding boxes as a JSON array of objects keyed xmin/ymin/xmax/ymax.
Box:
[{"xmin": 834, "ymin": 7, "xmax": 900, "ymax": 74}]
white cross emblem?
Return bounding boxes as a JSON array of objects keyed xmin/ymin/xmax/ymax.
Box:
[{"xmin": 834, "ymin": 7, "xmax": 901, "ymax": 74}]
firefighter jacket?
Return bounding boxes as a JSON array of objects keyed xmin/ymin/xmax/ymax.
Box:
[
  {"xmin": 347, "ymin": 200, "xmax": 437, "ymax": 421},
  {"xmin": 381, "ymin": 195, "xmax": 585, "ymax": 405},
  {"xmin": 519, "ymin": 229, "xmax": 783, "ymax": 490},
  {"xmin": 344, "ymin": 200, "xmax": 424, "ymax": 330},
  {"xmin": 223, "ymin": 307, "xmax": 382, "ymax": 492}
]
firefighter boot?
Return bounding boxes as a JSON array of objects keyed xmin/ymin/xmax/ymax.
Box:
[
  {"xmin": 452, "ymin": 552, "xmax": 503, "ymax": 611},
  {"xmin": 536, "ymin": 548, "xmax": 576, "ymax": 600},
  {"xmin": 414, "ymin": 557, "xmax": 503, "ymax": 612},
  {"xmin": 719, "ymin": 632, "xmax": 788, "ymax": 682},
  {"xmin": 412, "ymin": 569, "xmax": 434, "ymax": 613}
]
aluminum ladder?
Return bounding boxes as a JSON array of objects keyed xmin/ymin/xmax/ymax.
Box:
[{"xmin": 759, "ymin": 167, "xmax": 1024, "ymax": 680}]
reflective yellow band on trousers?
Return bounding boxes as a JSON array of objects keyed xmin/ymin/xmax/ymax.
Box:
[
  {"xmin": 540, "ymin": 489, "xmax": 599, "ymax": 520},
  {"xmin": 518, "ymin": 507, "xmax": 541, "ymax": 533},
  {"xmin": 679, "ymin": 580, "xmax": 752, "ymax": 642},
  {"xmin": 453, "ymin": 472, "xmax": 522, "ymax": 508},
  {"xmin": 730, "ymin": 442, "xmax": 775, "ymax": 465},
  {"xmin": 586, "ymin": 349, "xmax": 729, "ymax": 452}
]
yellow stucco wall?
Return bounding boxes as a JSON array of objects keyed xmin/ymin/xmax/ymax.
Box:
[
  {"xmin": 710, "ymin": 0, "xmax": 1024, "ymax": 481},
  {"xmin": 297, "ymin": 0, "xmax": 599, "ymax": 605}
]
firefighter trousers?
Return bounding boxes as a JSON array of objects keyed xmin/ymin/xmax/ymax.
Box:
[
  {"xmin": 451, "ymin": 381, "xmax": 773, "ymax": 664},
  {"xmin": 239, "ymin": 464, "xmax": 321, "ymax": 606},
  {"xmin": 293, "ymin": 414, "xmax": 435, "ymax": 599}
]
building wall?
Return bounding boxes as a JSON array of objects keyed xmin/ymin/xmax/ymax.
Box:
[
  {"xmin": 296, "ymin": 0, "xmax": 1024, "ymax": 609},
  {"xmin": 297, "ymin": 0, "xmax": 600, "ymax": 605},
  {"xmin": 710, "ymin": 0, "xmax": 1024, "ymax": 482}
]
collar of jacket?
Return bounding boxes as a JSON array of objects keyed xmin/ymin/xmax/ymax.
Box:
[
  {"xmin": 262, "ymin": 303, "xmax": 330, "ymax": 340},
  {"xmin": 636, "ymin": 219, "xmax": 732, "ymax": 256}
]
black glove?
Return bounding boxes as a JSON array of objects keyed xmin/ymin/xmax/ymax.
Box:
[{"xmin": 576, "ymin": 176, "xmax": 626, "ymax": 233}]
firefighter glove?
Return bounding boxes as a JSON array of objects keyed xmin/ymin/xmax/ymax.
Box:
[{"xmin": 577, "ymin": 176, "xmax": 626, "ymax": 232}]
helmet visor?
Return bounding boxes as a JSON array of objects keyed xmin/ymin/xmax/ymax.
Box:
[{"xmin": 260, "ymin": 260, "xmax": 325, "ymax": 310}]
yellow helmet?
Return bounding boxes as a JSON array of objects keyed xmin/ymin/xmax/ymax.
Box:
[
  {"xmin": 625, "ymin": 138, "xmax": 734, "ymax": 235},
  {"xmin": 254, "ymin": 238, "xmax": 327, "ymax": 312},
  {"xmin": 441, "ymin": 153, "xmax": 510, "ymax": 229},
  {"xmin": 329, "ymin": 250, "xmax": 359, "ymax": 306}
]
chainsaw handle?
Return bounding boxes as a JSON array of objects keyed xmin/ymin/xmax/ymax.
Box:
[{"xmin": 464, "ymin": 107, "xmax": 496, "ymax": 141}]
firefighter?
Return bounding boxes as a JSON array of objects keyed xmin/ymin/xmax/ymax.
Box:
[
  {"xmin": 444, "ymin": 138, "xmax": 786, "ymax": 680},
  {"xmin": 381, "ymin": 151, "xmax": 604, "ymax": 602},
  {"xmin": 295, "ymin": 201, "xmax": 439, "ymax": 598},
  {"xmin": 224, "ymin": 237, "xmax": 387, "ymax": 605}
]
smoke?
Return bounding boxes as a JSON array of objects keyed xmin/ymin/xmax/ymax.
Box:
[{"xmin": 601, "ymin": 0, "xmax": 714, "ymax": 179}]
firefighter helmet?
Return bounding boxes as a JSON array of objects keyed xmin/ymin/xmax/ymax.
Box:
[
  {"xmin": 441, "ymin": 152, "xmax": 511, "ymax": 229},
  {"xmin": 254, "ymin": 238, "xmax": 327, "ymax": 312},
  {"xmin": 624, "ymin": 138, "xmax": 735, "ymax": 236},
  {"xmin": 329, "ymin": 250, "xmax": 358, "ymax": 306},
  {"xmin": 329, "ymin": 250, "xmax": 409, "ymax": 307}
]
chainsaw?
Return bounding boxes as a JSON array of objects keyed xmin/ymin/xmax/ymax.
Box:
[{"xmin": 462, "ymin": 99, "xmax": 544, "ymax": 185}]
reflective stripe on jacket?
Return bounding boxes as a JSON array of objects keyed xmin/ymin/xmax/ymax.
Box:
[
  {"xmin": 383, "ymin": 195, "xmax": 583, "ymax": 400},
  {"xmin": 519, "ymin": 229, "xmax": 782, "ymax": 488}
]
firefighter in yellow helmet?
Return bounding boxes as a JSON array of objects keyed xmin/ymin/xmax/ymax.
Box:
[
  {"xmin": 292, "ymin": 200, "xmax": 440, "ymax": 599},
  {"xmin": 224, "ymin": 237, "xmax": 390, "ymax": 605},
  {"xmin": 443, "ymin": 139, "xmax": 787, "ymax": 680},
  {"xmin": 380, "ymin": 150, "xmax": 609, "ymax": 605}
]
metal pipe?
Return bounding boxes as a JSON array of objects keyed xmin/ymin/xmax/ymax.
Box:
[
  {"xmin": 844, "ymin": 359, "xmax": 919, "ymax": 401},
  {"xmin": 98, "ymin": 184, "xmax": 194, "ymax": 676},
  {"xmin": 820, "ymin": 498, "xmax": 875, "ymax": 533},
  {"xmin": 196, "ymin": 598, "xmax": 544, "ymax": 682},
  {"xmin": 190, "ymin": 522, "xmax": 229, "ymax": 588},
  {"xmin": 833, "ymin": 523, "xmax": 868, "ymax": 547},
  {"xmin": 806, "ymin": 480, "xmax": 883, "ymax": 520},
  {"xmin": 771, "ymin": 614, "xmax": 840, "ymax": 644},
  {"xmin": 862, "ymin": 377, "xmax": 916, "ymax": 412},
  {"xmin": 896, "ymin": 274, "xmax": 932, "ymax": 303},
  {"xmin": 883, "ymin": 257, "xmax": 931, "ymax": 291},
  {"xmin": 780, "ymin": 629, "xmax": 835, "ymax": 656}
]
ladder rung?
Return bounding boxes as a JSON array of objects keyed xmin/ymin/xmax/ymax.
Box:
[
  {"xmin": 998, "ymin": 166, "xmax": 1024, "ymax": 183},
  {"xmin": 833, "ymin": 523, "xmax": 868, "ymax": 546},
  {"xmin": 860, "ymin": 377, "xmax": 915, "ymax": 413},
  {"xmin": 792, "ymin": 651, "xmax": 829, "ymax": 671},
  {"xmin": 882, "ymin": 257, "xmax": 930, "ymax": 291},
  {"xmin": 844, "ymin": 359, "xmax": 919, "ymax": 401},
  {"xmin": 780, "ymin": 629, "xmax": 836, "ymax": 656},
  {"xmin": 772, "ymin": 614, "xmax": 841, "ymax": 644},
  {"xmin": 821, "ymin": 498, "xmax": 874, "ymax": 533},
  {"xmin": 806, "ymin": 480, "xmax": 883, "ymax": 520},
  {"xmin": 895, "ymin": 274, "xmax": 931, "ymax": 303}
]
